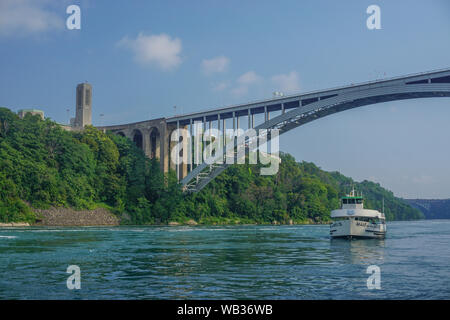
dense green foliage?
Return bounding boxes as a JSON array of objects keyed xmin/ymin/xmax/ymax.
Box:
[
  {"xmin": 0, "ymin": 107, "xmax": 423, "ymax": 224},
  {"xmin": 0, "ymin": 107, "xmax": 179, "ymax": 224},
  {"xmin": 182, "ymin": 154, "xmax": 424, "ymax": 224}
]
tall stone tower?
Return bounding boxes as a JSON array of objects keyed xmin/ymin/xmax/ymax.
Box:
[{"xmin": 75, "ymin": 83, "xmax": 92, "ymax": 128}]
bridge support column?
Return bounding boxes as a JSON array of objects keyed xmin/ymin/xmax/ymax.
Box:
[
  {"xmin": 153, "ymin": 129, "xmax": 161, "ymax": 161},
  {"xmin": 189, "ymin": 119, "xmax": 193, "ymax": 173},
  {"xmin": 171, "ymin": 122, "xmax": 189, "ymax": 181},
  {"xmin": 165, "ymin": 123, "xmax": 176, "ymax": 173},
  {"xmin": 180, "ymin": 124, "xmax": 188, "ymax": 180},
  {"xmin": 202, "ymin": 116, "xmax": 207, "ymax": 164},
  {"xmin": 222, "ymin": 117, "xmax": 226, "ymax": 152},
  {"xmin": 142, "ymin": 129, "xmax": 151, "ymax": 158},
  {"xmin": 161, "ymin": 126, "xmax": 168, "ymax": 173},
  {"xmin": 176, "ymin": 121, "xmax": 179, "ymax": 179}
]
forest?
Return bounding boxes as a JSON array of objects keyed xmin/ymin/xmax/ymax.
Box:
[{"xmin": 0, "ymin": 107, "xmax": 424, "ymax": 224}]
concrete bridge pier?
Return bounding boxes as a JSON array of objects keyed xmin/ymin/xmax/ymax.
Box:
[
  {"xmin": 167, "ymin": 123, "xmax": 188, "ymax": 180},
  {"xmin": 98, "ymin": 118, "xmax": 168, "ymax": 174}
]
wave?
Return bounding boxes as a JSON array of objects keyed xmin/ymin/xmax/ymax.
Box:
[{"xmin": 0, "ymin": 235, "xmax": 17, "ymax": 239}]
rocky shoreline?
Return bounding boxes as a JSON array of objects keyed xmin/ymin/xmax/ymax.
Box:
[
  {"xmin": 33, "ymin": 207, "xmax": 120, "ymax": 226},
  {"xmin": 0, "ymin": 222, "xmax": 30, "ymax": 227},
  {"xmin": 1, "ymin": 206, "xmax": 330, "ymax": 227}
]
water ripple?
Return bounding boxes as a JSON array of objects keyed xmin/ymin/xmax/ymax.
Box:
[{"xmin": 1, "ymin": 221, "xmax": 449, "ymax": 299}]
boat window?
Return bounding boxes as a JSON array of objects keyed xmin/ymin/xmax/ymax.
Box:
[
  {"xmin": 356, "ymin": 199, "xmax": 363, "ymax": 204},
  {"xmin": 349, "ymin": 199, "xmax": 356, "ymax": 204},
  {"xmin": 343, "ymin": 199, "xmax": 348, "ymax": 204}
]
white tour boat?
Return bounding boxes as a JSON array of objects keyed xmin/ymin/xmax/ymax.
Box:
[{"xmin": 330, "ymin": 190, "xmax": 386, "ymax": 239}]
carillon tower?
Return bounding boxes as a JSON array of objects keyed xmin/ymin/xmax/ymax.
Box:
[{"xmin": 75, "ymin": 82, "xmax": 92, "ymax": 128}]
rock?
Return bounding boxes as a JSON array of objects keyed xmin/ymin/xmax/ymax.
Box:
[
  {"xmin": 32, "ymin": 207, "xmax": 119, "ymax": 226},
  {"xmin": 0, "ymin": 222, "xmax": 30, "ymax": 227},
  {"xmin": 272, "ymin": 220, "xmax": 279, "ymax": 225},
  {"xmin": 186, "ymin": 219, "xmax": 198, "ymax": 226},
  {"xmin": 168, "ymin": 221, "xmax": 180, "ymax": 226},
  {"xmin": 288, "ymin": 219, "xmax": 294, "ymax": 225}
]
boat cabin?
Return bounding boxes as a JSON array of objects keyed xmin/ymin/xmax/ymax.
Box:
[{"xmin": 341, "ymin": 196, "xmax": 364, "ymax": 209}]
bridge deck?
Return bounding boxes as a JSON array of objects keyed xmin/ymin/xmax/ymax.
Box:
[{"xmin": 165, "ymin": 68, "xmax": 450, "ymax": 124}]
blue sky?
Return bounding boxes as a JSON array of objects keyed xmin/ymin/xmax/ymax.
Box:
[{"xmin": 1, "ymin": 0, "xmax": 450, "ymax": 198}]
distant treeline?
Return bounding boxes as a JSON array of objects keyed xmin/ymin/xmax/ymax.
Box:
[
  {"xmin": 404, "ymin": 199, "xmax": 450, "ymax": 219},
  {"xmin": 0, "ymin": 107, "xmax": 424, "ymax": 224}
]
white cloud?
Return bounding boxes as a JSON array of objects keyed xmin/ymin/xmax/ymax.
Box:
[
  {"xmin": 0, "ymin": 0, "xmax": 64, "ymax": 37},
  {"xmin": 271, "ymin": 71, "xmax": 301, "ymax": 94},
  {"xmin": 231, "ymin": 71, "xmax": 262, "ymax": 97},
  {"xmin": 237, "ymin": 71, "xmax": 262, "ymax": 85},
  {"xmin": 117, "ymin": 32, "xmax": 182, "ymax": 70},
  {"xmin": 202, "ymin": 56, "xmax": 229, "ymax": 75}
]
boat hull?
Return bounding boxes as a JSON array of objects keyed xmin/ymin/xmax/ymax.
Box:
[{"xmin": 330, "ymin": 219, "xmax": 386, "ymax": 239}]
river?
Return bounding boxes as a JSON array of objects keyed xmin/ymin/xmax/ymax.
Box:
[{"xmin": 0, "ymin": 220, "xmax": 449, "ymax": 299}]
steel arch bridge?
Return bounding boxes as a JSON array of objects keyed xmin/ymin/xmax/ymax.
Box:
[{"xmin": 179, "ymin": 68, "xmax": 450, "ymax": 193}]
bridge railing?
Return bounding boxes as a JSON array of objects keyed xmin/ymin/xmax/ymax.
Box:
[{"xmin": 167, "ymin": 68, "xmax": 450, "ymax": 123}]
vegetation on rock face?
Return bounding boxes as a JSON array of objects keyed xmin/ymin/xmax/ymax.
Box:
[
  {"xmin": 0, "ymin": 107, "xmax": 423, "ymax": 224},
  {"xmin": 182, "ymin": 154, "xmax": 424, "ymax": 224}
]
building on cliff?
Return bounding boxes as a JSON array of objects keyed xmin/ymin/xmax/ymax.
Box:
[{"xmin": 17, "ymin": 109, "xmax": 45, "ymax": 120}]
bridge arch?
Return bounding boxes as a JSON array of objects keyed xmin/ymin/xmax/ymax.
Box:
[
  {"xmin": 149, "ymin": 127, "xmax": 161, "ymax": 159},
  {"xmin": 117, "ymin": 131, "xmax": 125, "ymax": 137},
  {"xmin": 181, "ymin": 81, "xmax": 450, "ymax": 192},
  {"xmin": 93, "ymin": 69, "xmax": 450, "ymax": 192},
  {"xmin": 132, "ymin": 129, "xmax": 143, "ymax": 149}
]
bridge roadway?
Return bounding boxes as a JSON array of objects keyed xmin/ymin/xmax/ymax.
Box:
[{"xmin": 97, "ymin": 68, "xmax": 450, "ymax": 192}]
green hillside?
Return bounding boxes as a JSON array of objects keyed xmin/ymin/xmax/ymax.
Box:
[{"xmin": 0, "ymin": 107, "xmax": 423, "ymax": 224}]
